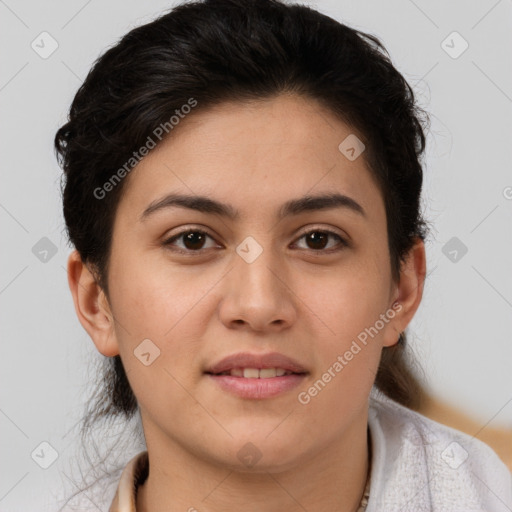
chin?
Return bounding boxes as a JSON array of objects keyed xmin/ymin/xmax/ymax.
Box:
[
  {"xmin": 205, "ymin": 434, "xmax": 309, "ymax": 474},
  {"xmin": 221, "ymin": 451, "xmax": 304, "ymax": 475}
]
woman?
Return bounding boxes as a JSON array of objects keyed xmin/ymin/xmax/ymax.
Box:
[{"xmin": 55, "ymin": 0, "xmax": 512, "ymax": 510}]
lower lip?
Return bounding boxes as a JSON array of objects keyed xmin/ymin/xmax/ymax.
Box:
[{"xmin": 207, "ymin": 373, "xmax": 307, "ymax": 399}]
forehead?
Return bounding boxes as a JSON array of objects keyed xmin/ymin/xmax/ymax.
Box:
[{"xmin": 115, "ymin": 94, "xmax": 385, "ymax": 225}]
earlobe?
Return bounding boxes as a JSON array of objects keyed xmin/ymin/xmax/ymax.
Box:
[
  {"xmin": 383, "ymin": 238, "xmax": 427, "ymax": 348},
  {"xmin": 67, "ymin": 250, "xmax": 120, "ymax": 357}
]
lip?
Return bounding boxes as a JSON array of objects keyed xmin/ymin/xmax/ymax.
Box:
[
  {"xmin": 205, "ymin": 351, "xmax": 308, "ymax": 375},
  {"xmin": 208, "ymin": 373, "xmax": 306, "ymax": 399},
  {"xmin": 205, "ymin": 351, "xmax": 308, "ymax": 400}
]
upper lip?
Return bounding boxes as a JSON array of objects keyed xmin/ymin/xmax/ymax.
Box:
[{"xmin": 205, "ymin": 352, "xmax": 308, "ymax": 374}]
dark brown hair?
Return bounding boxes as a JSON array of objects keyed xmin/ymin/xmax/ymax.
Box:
[{"xmin": 55, "ymin": 0, "xmax": 429, "ymax": 506}]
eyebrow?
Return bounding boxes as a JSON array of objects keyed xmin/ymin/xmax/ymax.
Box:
[{"xmin": 140, "ymin": 191, "xmax": 366, "ymax": 222}]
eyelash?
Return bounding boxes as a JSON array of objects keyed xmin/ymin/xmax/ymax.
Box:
[{"xmin": 162, "ymin": 227, "xmax": 348, "ymax": 256}]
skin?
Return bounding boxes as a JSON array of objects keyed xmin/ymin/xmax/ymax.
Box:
[{"xmin": 68, "ymin": 93, "xmax": 426, "ymax": 512}]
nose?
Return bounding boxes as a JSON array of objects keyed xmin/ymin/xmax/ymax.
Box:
[{"xmin": 218, "ymin": 245, "xmax": 298, "ymax": 333}]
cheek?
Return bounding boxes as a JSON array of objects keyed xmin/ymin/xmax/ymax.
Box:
[
  {"xmin": 296, "ymin": 260, "xmax": 390, "ymax": 406},
  {"xmin": 300, "ymin": 260, "xmax": 389, "ymax": 344},
  {"xmin": 296, "ymin": 272, "xmax": 387, "ymax": 419},
  {"xmin": 110, "ymin": 266, "xmax": 207, "ymax": 424},
  {"xmin": 107, "ymin": 256, "xmax": 217, "ymax": 405},
  {"xmin": 111, "ymin": 250, "xmax": 215, "ymax": 339}
]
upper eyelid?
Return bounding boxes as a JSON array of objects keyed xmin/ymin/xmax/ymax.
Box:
[{"xmin": 295, "ymin": 225, "xmax": 346, "ymax": 238}]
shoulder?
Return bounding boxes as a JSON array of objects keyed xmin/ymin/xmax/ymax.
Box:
[{"xmin": 366, "ymin": 389, "xmax": 512, "ymax": 512}]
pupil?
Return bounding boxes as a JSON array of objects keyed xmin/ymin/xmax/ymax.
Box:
[
  {"xmin": 184, "ymin": 232, "xmax": 205, "ymax": 250},
  {"xmin": 307, "ymin": 232, "xmax": 327, "ymax": 250}
]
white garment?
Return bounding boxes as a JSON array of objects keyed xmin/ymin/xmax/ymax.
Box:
[
  {"xmin": 107, "ymin": 388, "xmax": 512, "ymax": 511},
  {"xmin": 366, "ymin": 389, "xmax": 512, "ymax": 512}
]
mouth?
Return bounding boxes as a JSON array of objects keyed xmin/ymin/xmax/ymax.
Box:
[
  {"xmin": 209, "ymin": 367, "xmax": 299, "ymax": 378},
  {"xmin": 205, "ymin": 352, "xmax": 308, "ymax": 399}
]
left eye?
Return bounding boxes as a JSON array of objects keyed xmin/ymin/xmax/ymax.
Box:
[
  {"xmin": 163, "ymin": 230, "xmax": 219, "ymax": 253},
  {"xmin": 163, "ymin": 228, "xmax": 347, "ymax": 254},
  {"xmin": 293, "ymin": 229, "xmax": 348, "ymax": 252}
]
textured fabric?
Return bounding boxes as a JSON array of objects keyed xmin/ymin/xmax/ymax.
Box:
[
  {"xmin": 365, "ymin": 390, "xmax": 512, "ymax": 511},
  {"xmin": 108, "ymin": 451, "xmax": 148, "ymax": 512},
  {"xmin": 109, "ymin": 390, "xmax": 512, "ymax": 511}
]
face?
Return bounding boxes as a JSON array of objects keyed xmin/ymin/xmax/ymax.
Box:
[{"xmin": 75, "ymin": 93, "xmax": 422, "ymax": 472}]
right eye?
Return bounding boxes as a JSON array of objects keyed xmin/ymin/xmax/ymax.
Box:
[{"xmin": 162, "ymin": 228, "xmax": 221, "ymax": 255}]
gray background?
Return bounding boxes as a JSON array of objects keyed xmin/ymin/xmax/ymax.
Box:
[{"xmin": 1, "ymin": 0, "xmax": 511, "ymax": 510}]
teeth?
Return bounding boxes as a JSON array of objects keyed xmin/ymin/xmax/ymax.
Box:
[
  {"xmin": 259, "ymin": 368, "xmax": 277, "ymax": 378},
  {"xmin": 224, "ymin": 368, "xmax": 291, "ymax": 378},
  {"xmin": 243, "ymin": 368, "xmax": 260, "ymax": 378}
]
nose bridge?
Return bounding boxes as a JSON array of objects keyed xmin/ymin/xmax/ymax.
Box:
[
  {"xmin": 235, "ymin": 235, "xmax": 283, "ymax": 300},
  {"xmin": 220, "ymin": 234, "xmax": 296, "ymax": 330}
]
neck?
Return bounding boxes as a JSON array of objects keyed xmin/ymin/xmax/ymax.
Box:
[{"xmin": 136, "ymin": 411, "xmax": 370, "ymax": 512}]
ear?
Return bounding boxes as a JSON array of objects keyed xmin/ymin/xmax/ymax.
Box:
[
  {"xmin": 382, "ymin": 237, "xmax": 427, "ymax": 348},
  {"xmin": 67, "ymin": 250, "xmax": 120, "ymax": 357}
]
